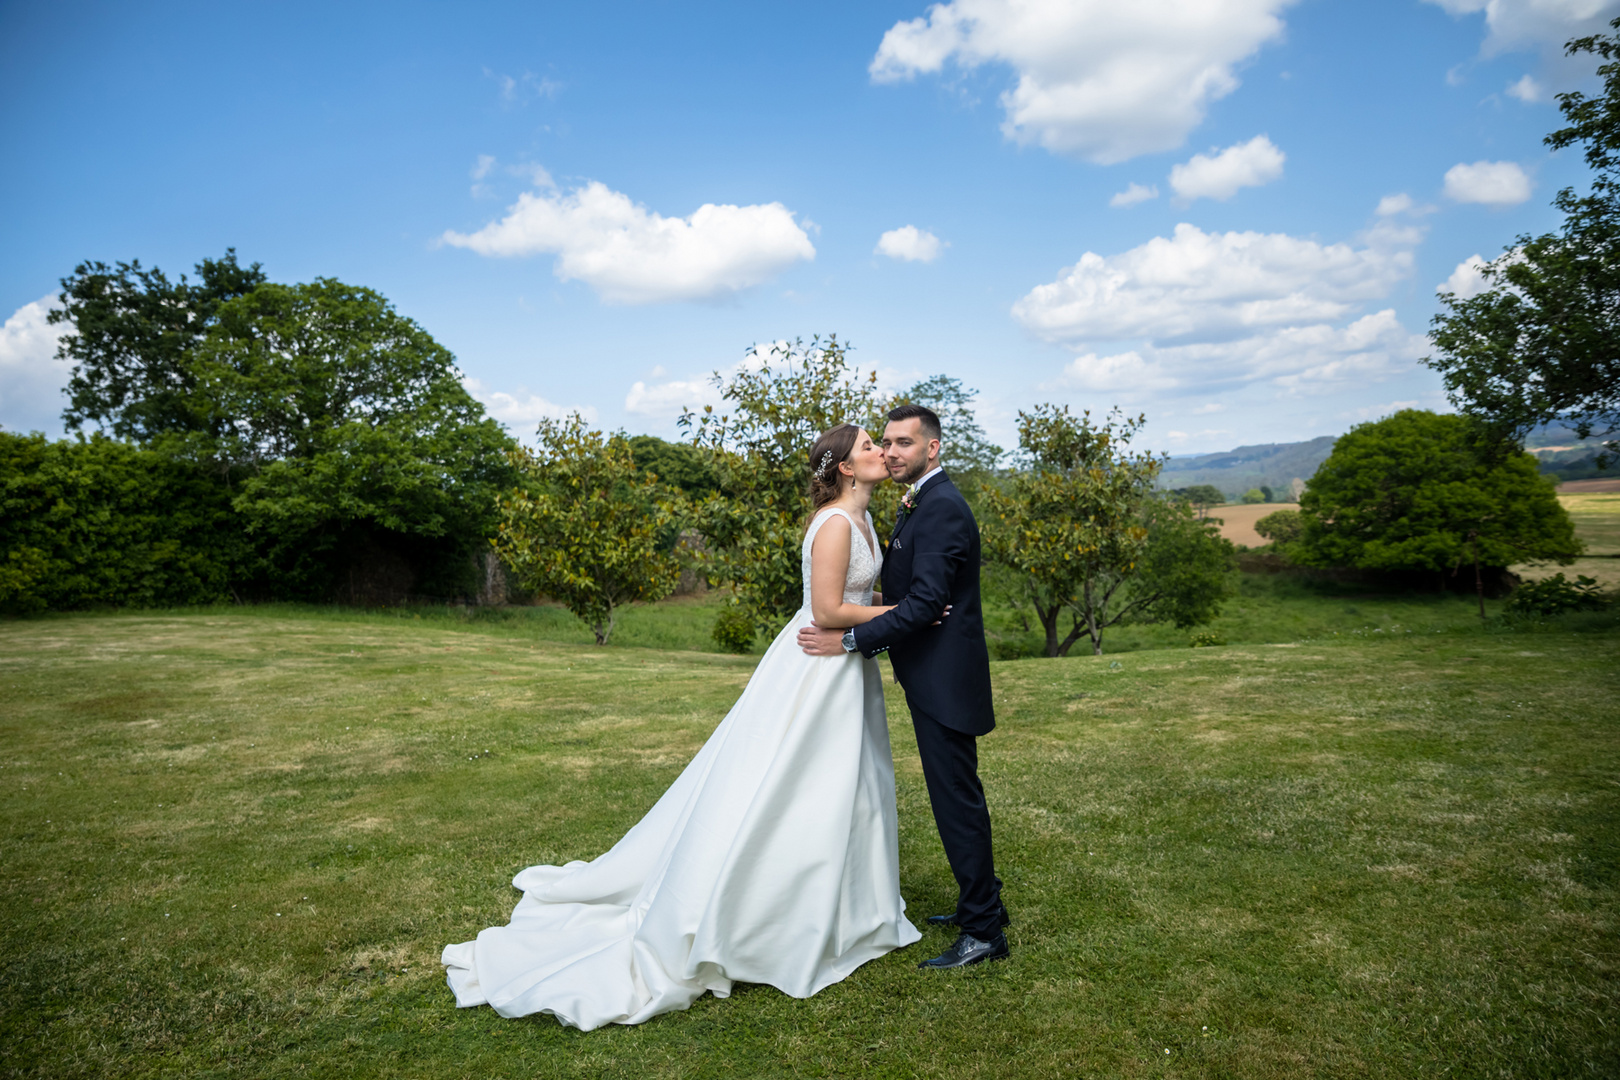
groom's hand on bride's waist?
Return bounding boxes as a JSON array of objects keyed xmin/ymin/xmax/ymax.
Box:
[{"xmin": 798, "ymin": 624, "xmax": 849, "ymax": 656}]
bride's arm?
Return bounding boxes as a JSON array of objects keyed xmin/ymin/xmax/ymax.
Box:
[{"xmin": 809, "ymin": 514, "xmax": 892, "ymax": 628}]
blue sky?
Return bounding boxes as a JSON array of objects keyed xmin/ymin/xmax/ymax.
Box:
[{"xmin": 2, "ymin": 0, "xmax": 1614, "ymax": 455}]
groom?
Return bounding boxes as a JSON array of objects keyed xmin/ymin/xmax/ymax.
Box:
[{"xmin": 798, "ymin": 404, "xmax": 1010, "ymax": 970}]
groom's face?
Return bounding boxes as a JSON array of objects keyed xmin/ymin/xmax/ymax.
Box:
[{"xmin": 881, "ymin": 418, "xmax": 940, "ymax": 485}]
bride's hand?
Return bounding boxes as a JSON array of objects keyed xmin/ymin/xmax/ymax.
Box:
[{"xmin": 931, "ymin": 604, "xmax": 952, "ymax": 626}]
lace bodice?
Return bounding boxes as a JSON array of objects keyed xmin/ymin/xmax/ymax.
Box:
[{"xmin": 802, "ymin": 507, "xmax": 882, "ymax": 609}]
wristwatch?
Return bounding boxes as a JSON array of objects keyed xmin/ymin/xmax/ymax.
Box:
[{"xmin": 841, "ymin": 629, "xmax": 857, "ymax": 652}]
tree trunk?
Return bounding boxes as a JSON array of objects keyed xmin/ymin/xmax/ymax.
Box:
[
  {"xmin": 1472, "ymin": 535, "xmax": 1486, "ymax": 621},
  {"xmin": 593, "ymin": 607, "xmax": 616, "ymax": 645},
  {"xmin": 1054, "ymin": 615, "xmax": 1088, "ymax": 657},
  {"xmin": 1085, "ymin": 578, "xmax": 1104, "ymax": 656},
  {"xmin": 1033, "ymin": 599, "xmax": 1062, "ymax": 657}
]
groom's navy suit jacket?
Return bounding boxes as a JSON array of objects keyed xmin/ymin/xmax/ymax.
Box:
[{"xmin": 851, "ymin": 472, "xmax": 996, "ymax": 736}]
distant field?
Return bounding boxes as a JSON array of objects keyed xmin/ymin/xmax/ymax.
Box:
[
  {"xmin": 1206, "ymin": 503, "xmax": 1298, "ymax": 547},
  {"xmin": 1516, "ymin": 489, "xmax": 1620, "ymax": 589}
]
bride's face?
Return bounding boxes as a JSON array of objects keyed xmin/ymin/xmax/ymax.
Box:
[{"xmin": 845, "ymin": 430, "xmax": 889, "ymax": 485}]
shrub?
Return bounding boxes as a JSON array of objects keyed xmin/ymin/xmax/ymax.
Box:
[
  {"xmin": 711, "ymin": 605, "xmax": 757, "ymax": 654},
  {"xmin": 1254, "ymin": 509, "xmax": 1304, "ymax": 546},
  {"xmin": 1242, "ymin": 488, "xmax": 1266, "ymax": 504},
  {"xmin": 1190, "ymin": 630, "xmax": 1226, "ymax": 648},
  {"xmin": 0, "ymin": 432, "xmax": 247, "ymax": 615},
  {"xmin": 1506, "ymin": 573, "xmax": 1610, "ymax": 616}
]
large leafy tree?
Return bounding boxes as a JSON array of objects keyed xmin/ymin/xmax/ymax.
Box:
[
  {"xmin": 981, "ymin": 406, "xmax": 1231, "ymax": 657},
  {"xmin": 494, "ymin": 415, "xmax": 680, "ymax": 644},
  {"xmin": 681, "ymin": 336, "xmax": 894, "ymax": 631},
  {"xmin": 1425, "ymin": 20, "xmax": 1620, "ymax": 461},
  {"xmin": 1294, "ymin": 410, "xmax": 1579, "ymax": 616},
  {"xmin": 193, "ymin": 279, "xmax": 517, "ymax": 596},
  {"xmin": 49, "ymin": 250, "xmax": 266, "ymax": 441}
]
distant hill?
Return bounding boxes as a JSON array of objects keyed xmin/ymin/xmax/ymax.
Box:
[
  {"xmin": 1156, "ymin": 423, "xmax": 1609, "ymax": 499},
  {"xmin": 1157, "ymin": 436, "xmax": 1337, "ymax": 501}
]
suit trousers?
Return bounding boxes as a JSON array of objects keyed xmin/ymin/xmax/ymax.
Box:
[{"xmin": 911, "ymin": 708, "xmax": 1006, "ymax": 939}]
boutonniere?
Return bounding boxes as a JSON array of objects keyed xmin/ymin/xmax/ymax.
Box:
[{"xmin": 899, "ymin": 483, "xmax": 920, "ymax": 514}]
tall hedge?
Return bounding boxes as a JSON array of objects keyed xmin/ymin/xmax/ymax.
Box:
[{"xmin": 0, "ymin": 433, "xmax": 246, "ymax": 614}]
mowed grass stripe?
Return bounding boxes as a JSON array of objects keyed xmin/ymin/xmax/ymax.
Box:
[{"xmin": 1, "ymin": 612, "xmax": 1616, "ymax": 1078}]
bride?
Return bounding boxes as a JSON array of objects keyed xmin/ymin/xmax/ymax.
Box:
[{"xmin": 442, "ymin": 423, "xmax": 922, "ymax": 1030}]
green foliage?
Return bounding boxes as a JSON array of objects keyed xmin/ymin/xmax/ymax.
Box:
[
  {"xmin": 494, "ymin": 415, "xmax": 680, "ymax": 644},
  {"xmin": 1425, "ymin": 20, "xmax": 1620, "ymax": 462},
  {"xmin": 891, "ymin": 374, "xmax": 1002, "ymax": 479},
  {"xmin": 1260, "ymin": 484, "xmax": 1275, "ymax": 502},
  {"xmin": 0, "ymin": 432, "xmax": 246, "ymax": 615},
  {"xmin": 41, "ymin": 257, "xmax": 519, "ymax": 605},
  {"xmin": 982, "ymin": 407, "xmax": 1232, "ymax": 657},
  {"xmin": 1189, "ymin": 630, "xmax": 1226, "ymax": 648},
  {"xmin": 192, "ymin": 280, "xmax": 516, "ymax": 597},
  {"xmin": 1254, "ymin": 508, "xmax": 1305, "ymax": 546},
  {"xmin": 627, "ymin": 435, "xmax": 721, "ymax": 498},
  {"xmin": 50, "ymin": 250, "xmax": 266, "ymax": 441},
  {"xmin": 1507, "ymin": 572, "xmax": 1610, "ymax": 615},
  {"xmin": 1172, "ymin": 484, "xmax": 1225, "ymax": 516},
  {"xmin": 1242, "ymin": 487, "xmax": 1266, "ymax": 504},
  {"xmin": 710, "ymin": 604, "xmax": 757, "ymax": 654},
  {"xmin": 681, "ymin": 336, "xmax": 893, "ymax": 632},
  {"xmin": 1296, "ymin": 410, "xmax": 1580, "ymax": 579}
]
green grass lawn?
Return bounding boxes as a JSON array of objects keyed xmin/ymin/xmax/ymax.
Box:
[
  {"xmin": 3, "ymin": 607, "xmax": 1617, "ymax": 1078},
  {"xmin": 247, "ymin": 572, "xmax": 1549, "ymax": 663}
]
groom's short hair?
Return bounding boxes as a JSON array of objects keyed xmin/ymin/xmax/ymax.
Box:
[{"xmin": 888, "ymin": 403, "xmax": 942, "ymax": 443}]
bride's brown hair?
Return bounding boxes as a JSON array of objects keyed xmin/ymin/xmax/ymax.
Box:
[{"xmin": 804, "ymin": 423, "xmax": 862, "ymax": 532}]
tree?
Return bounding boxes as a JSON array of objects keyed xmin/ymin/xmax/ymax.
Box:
[
  {"xmin": 981, "ymin": 406, "xmax": 1231, "ymax": 656},
  {"xmin": 1242, "ymin": 488, "xmax": 1266, "ymax": 504},
  {"xmin": 1425, "ymin": 20, "xmax": 1620, "ymax": 462},
  {"xmin": 892, "ymin": 374, "xmax": 1003, "ymax": 478},
  {"xmin": 49, "ymin": 250, "xmax": 266, "ymax": 441},
  {"xmin": 1254, "ymin": 508, "xmax": 1304, "ymax": 547},
  {"xmin": 627, "ymin": 435, "xmax": 720, "ymax": 498},
  {"xmin": 681, "ymin": 336, "xmax": 892, "ymax": 631},
  {"xmin": 1173, "ymin": 484, "xmax": 1225, "ymax": 518},
  {"xmin": 493, "ymin": 415, "xmax": 681, "ymax": 644},
  {"xmin": 193, "ymin": 279, "xmax": 517, "ymax": 598},
  {"xmin": 1294, "ymin": 410, "xmax": 1580, "ymax": 617}
]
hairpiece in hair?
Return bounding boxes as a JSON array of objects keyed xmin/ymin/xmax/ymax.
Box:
[{"xmin": 812, "ymin": 450, "xmax": 834, "ymax": 480}]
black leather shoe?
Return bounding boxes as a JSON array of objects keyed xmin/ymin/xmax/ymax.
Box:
[
  {"xmin": 917, "ymin": 931, "xmax": 1009, "ymax": 969},
  {"xmin": 926, "ymin": 907, "xmax": 1011, "ymax": 929}
]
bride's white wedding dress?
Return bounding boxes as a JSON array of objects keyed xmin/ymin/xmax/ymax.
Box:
[{"xmin": 442, "ymin": 506, "xmax": 921, "ymax": 1030}]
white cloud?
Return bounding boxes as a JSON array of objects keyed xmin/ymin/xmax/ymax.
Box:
[
  {"xmin": 442, "ymin": 179, "xmax": 816, "ymax": 304},
  {"xmin": 869, "ymin": 0, "xmax": 1297, "ymax": 164},
  {"xmin": 1018, "ymin": 210, "xmax": 1429, "ymax": 400},
  {"xmin": 1506, "ymin": 73, "xmax": 1546, "ymax": 101},
  {"xmin": 876, "ymin": 225, "xmax": 945, "ymax": 262},
  {"xmin": 1052, "ymin": 350, "xmax": 1178, "ymax": 392},
  {"xmin": 471, "ymin": 155, "xmax": 496, "ymax": 181},
  {"xmin": 1168, "ymin": 134, "xmax": 1285, "ymax": 201},
  {"xmin": 1376, "ymin": 193, "xmax": 1415, "ymax": 216},
  {"xmin": 1110, "ymin": 182, "xmax": 1159, "ymax": 208},
  {"xmin": 624, "ymin": 376, "xmax": 719, "ymax": 417},
  {"xmin": 463, "ymin": 377, "xmax": 596, "ymax": 437},
  {"xmin": 1013, "ymin": 221, "xmax": 1413, "ymax": 345},
  {"xmin": 1440, "ymin": 254, "xmax": 1493, "ymax": 299},
  {"xmin": 1443, "ymin": 160, "xmax": 1533, "ymax": 205},
  {"xmin": 485, "ymin": 68, "xmax": 561, "ymax": 103},
  {"xmin": 1423, "ymin": 0, "xmax": 1620, "ymax": 57},
  {"xmin": 0, "ymin": 295, "xmax": 71, "ymax": 436}
]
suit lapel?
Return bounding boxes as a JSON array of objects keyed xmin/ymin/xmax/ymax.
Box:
[{"xmin": 889, "ymin": 470, "xmax": 949, "ymax": 546}]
